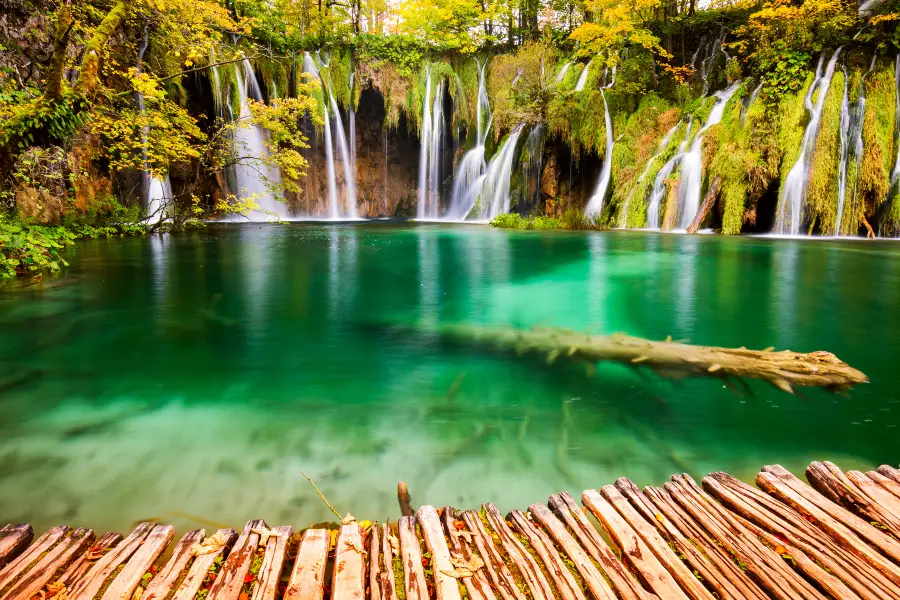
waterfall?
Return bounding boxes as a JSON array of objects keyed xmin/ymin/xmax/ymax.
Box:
[
  {"xmin": 584, "ymin": 90, "xmax": 614, "ymax": 217},
  {"xmin": 349, "ymin": 71, "xmax": 356, "ymax": 201},
  {"xmin": 556, "ymin": 62, "xmax": 572, "ymax": 82},
  {"xmin": 134, "ymin": 38, "xmax": 170, "ymax": 223},
  {"xmin": 416, "ymin": 67, "xmax": 445, "ymax": 219},
  {"xmin": 328, "ymin": 89, "xmax": 358, "ymax": 218},
  {"xmin": 620, "ymin": 123, "xmax": 679, "ymax": 228},
  {"xmin": 647, "ymin": 117, "xmax": 693, "ymax": 229},
  {"xmin": 677, "ymin": 81, "xmax": 742, "ymax": 229},
  {"xmin": 302, "ymin": 53, "xmax": 339, "ymax": 218},
  {"xmin": 699, "ymin": 32, "xmax": 726, "ymax": 95},
  {"xmin": 226, "ymin": 61, "xmax": 287, "ymax": 221},
  {"xmin": 446, "ymin": 58, "xmax": 491, "ymax": 220},
  {"xmin": 835, "ymin": 67, "xmax": 851, "ymax": 235},
  {"xmin": 472, "ymin": 126, "xmax": 524, "ymax": 220},
  {"xmin": 575, "ymin": 59, "xmax": 593, "ymax": 92},
  {"xmin": 522, "ymin": 124, "xmax": 545, "ymax": 213},
  {"xmin": 774, "ymin": 48, "xmax": 842, "ymax": 235},
  {"xmin": 850, "ymin": 56, "xmax": 877, "ymax": 219},
  {"xmin": 304, "ymin": 52, "xmax": 357, "ymax": 219}
]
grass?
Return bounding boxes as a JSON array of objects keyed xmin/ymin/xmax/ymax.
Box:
[{"xmin": 490, "ymin": 208, "xmax": 602, "ymax": 231}]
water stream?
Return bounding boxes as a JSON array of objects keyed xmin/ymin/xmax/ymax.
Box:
[
  {"xmin": 647, "ymin": 118, "xmax": 693, "ymax": 229},
  {"xmin": 774, "ymin": 49, "xmax": 842, "ymax": 235},
  {"xmin": 620, "ymin": 123, "xmax": 679, "ymax": 228},
  {"xmin": 677, "ymin": 82, "xmax": 742, "ymax": 230},
  {"xmin": 584, "ymin": 90, "xmax": 614, "ymax": 217}
]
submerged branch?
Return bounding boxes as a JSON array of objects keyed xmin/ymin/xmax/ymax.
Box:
[{"xmin": 414, "ymin": 323, "xmax": 868, "ymax": 394}]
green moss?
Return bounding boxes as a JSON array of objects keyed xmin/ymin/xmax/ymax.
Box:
[
  {"xmin": 392, "ymin": 553, "xmax": 407, "ymax": 600},
  {"xmin": 860, "ymin": 61, "xmax": 897, "ymax": 232}
]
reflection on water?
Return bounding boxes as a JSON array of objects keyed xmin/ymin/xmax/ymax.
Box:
[{"xmin": 0, "ymin": 224, "xmax": 898, "ymax": 533}]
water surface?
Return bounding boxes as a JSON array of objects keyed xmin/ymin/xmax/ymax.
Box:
[{"xmin": 1, "ymin": 224, "xmax": 898, "ymax": 532}]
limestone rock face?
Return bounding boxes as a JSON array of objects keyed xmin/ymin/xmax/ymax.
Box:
[
  {"xmin": 295, "ymin": 88, "xmax": 420, "ymax": 218},
  {"xmin": 541, "ymin": 153, "xmax": 558, "ymax": 199}
]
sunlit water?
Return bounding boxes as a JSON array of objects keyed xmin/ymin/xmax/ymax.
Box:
[{"xmin": 2, "ymin": 223, "xmax": 899, "ymax": 533}]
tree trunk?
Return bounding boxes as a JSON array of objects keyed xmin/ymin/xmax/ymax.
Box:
[
  {"xmin": 687, "ymin": 175, "xmax": 721, "ymax": 233},
  {"xmin": 45, "ymin": 5, "xmax": 74, "ymax": 102},
  {"xmin": 76, "ymin": 0, "xmax": 128, "ymax": 98}
]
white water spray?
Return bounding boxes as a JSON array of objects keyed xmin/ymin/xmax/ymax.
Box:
[
  {"xmin": 647, "ymin": 118, "xmax": 693, "ymax": 229},
  {"xmin": 447, "ymin": 58, "xmax": 492, "ymax": 220},
  {"xmin": 774, "ymin": 49, "xmax": 842, "ymax": 235},
  {"xmin": 227, "ymin": 61, "xmax": 287, "ymax": 221},
  {"xmin": 584, "ymin": 90, "xmax": 614, "ymax": 217},
  {"xmin": 677, "ymin": 81, "xmax": 742, "ymax": 229},
  {"xmin": 556, "ymin": 62, "xmax": 572, "ymax": 82},
  {"xmin": 575, "ymin": 59, "xmax": 593, "ymax": 92},
  {"xmin": 836, "ymin": 66, "xmax": 851, "ymax": 235},
  {"xmin": 417, "ymin": 67, "xmax": 445, "ymax": 219},
  {"xmin": 619, "ymin": 123, "xmax": 679, "ymax": 228},
  {"xmin": 472, "ymin": 126, "xmax": 524, "ymax": 220}
]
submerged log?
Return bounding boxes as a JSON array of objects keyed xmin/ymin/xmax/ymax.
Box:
[{"xmin": 418, "ymin": 323, "xmax": 866, "ymax": 393}]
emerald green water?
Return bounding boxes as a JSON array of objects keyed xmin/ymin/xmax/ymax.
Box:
[{"xmin": 1, "ymin": 223, "xmax": 898, "ymax": 533}]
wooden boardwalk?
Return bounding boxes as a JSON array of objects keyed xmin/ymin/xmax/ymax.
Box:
[{"xmin": 3, "ymin": 461, "xmax": 900, "ymax": 600}]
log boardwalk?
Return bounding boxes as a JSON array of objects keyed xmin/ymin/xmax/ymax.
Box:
[{"xmin": 5, "ymin": 461, "xmax": 900, "ymax": 600}]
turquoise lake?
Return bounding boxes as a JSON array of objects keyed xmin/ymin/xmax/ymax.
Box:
[{"xmin": 1, "ymin": 223, "xmax": 898, "ymax": 533}]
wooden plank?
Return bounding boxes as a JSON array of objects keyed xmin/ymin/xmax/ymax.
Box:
[
  {"xmin": 69, "ymin": 523, "xmax": 155, "ymax": 600},
  {"xmin": 867, "ymin": 471, "xmax": 900, "ymax": 503},
  {"xmin": 527, "ymin": 503, "xmax": 618, "ymax": 600},
  {"xmin": 614, "ymin": 479, "xmax": 751, "ymax": 600},
  {"xmin": 482, "ymin": 504, "xmax": 554, "ymax": 600},
  {"xmin": 460, "ymin": 510, "xmax": 522, "ymax": 600},
  {"xmin": 440, "ymin": 509, "xmax": 496, "ymax": 600},
  {"xmin": 758, "ymin": 465, "xmax": 900, "ymax": 585},
  {"xmin": 846, "ymin": 470, "xmax": 900, "ymax": 526},
  {"xmin": 0, "ymin": 526, "xmax": 71, "ymax": 592},
  {"xmin": 666, "ymin": 475, "xmax": 825, "ymax": 600},
  {"xmin": 170, "ymin": 529, "xmax": 239, "ymax": 600},
  {"xmin": 416, "ymin": 507, "xmax": 461, "ymax": 600},
  {"xmin": 100, "ymin": 524, "xmax": 175, "ymax": 600},
  {"xmin": 143, "ymin": 529, "xmax": 206, "ymax": 600},
  {"xmin": 0, "ymin": 526, "xmax": 32, "ymax": 568},
  {"xmin": 641, "ymin": 486, "xmax": 769, "ymax": 600},
  {"xmin": 878, "ymin": 465, "xmax": 900, "ymax": 487},
  {"xmin": 806, "ymin": 461, "xmax": 900, "ymax": 535},
  {"xmin": 546, "ymin": 492, "xmax": 655, "ymax": 600},
  {"xmin": 368, "ymin": 524, "xmax": 399, "ymax": 600},
  {"xmin": 283, "ymin": 529, "xmax": 328, "ymax": 600},
  {"xmin": 506, "ymin": 510, "xmax": 585, "ymax": 600},
  {"xmin": 589, "ymin": 486, "xmax": 712, "ymax": 600},
  {"xmin": 332, "ymin": 524, "xmax": 365, "ymax": 600},
  {"xmin": 58, "ymin": 532, "xmax": 124, "ymax": 588},
  {"xmin": 703, "ymin": 472, "xmax": 900, "ymax": 600},
  {"xmin": 207, "ymin": 520, "xmax": 267, "ymax": 600},
  {"xmin": 398, "ymin": 517, "xmax": 429, "ymax": 600},
  {"xmin": 251, "ymin": 526, "xmax": 292, "ymax": 600},
  {"xmin": 1, "ymin": 528, "xmax": 94, "ymax": 600}
]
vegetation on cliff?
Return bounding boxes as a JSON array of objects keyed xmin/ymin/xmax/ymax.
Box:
[{"xmin": 0, "ymin": 0, "xmax": 898, "ymax": 275}]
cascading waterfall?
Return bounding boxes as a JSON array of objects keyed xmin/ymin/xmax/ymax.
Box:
[
  {"xmin": 349, "ymin": 71, "xmax": 356, "ymax": 197},
  {"xmin": 302, "ymin": 53, "xmax": 339, "ymax": 218},
  {"xmin": 226, "ymin": 60, "xmax": 287, "ymax": 221},
  {"xmin": 575, "ymin": 59, "xmax": 593, "ymax": 92},
  {"xmin": 522, "ymin": 124, "xmax": 545, "ymax": 213},
  {"xmin": 417, "ymin": 67, "xmax": 445, "ymax": 219},
  {"xmin": 304, "ymin": 52, "xmax": 357, "ymax": 219},
  {"xmin": 446, "ymin": 58, "xmax": 491, "ymax": 220},
  {"xmin": 619, "ymin": 123, "xmax": 679, "ymax": 228},
  {"xmin": 677, "ymin": 81, "xmax": 742, "ymax": 229},
  {"xmin": 850, "ymin": 56, "xmax": 877, "ymax": 216},
  {"xmin": 328, "ymin": 88, "xmax": 358, "ymax": 218},
  {"xmin": 647, "ymin": 117, "xmax": 693, "ymax": 229},
  {"xmin": 835, "ymin": 66, "xmax": 851, "ymax": 235},
  {"xmin": 472, "ymin": 126, "xmax": 524, "ymax": 220},
  {"xmin": 556, "ymin": 62, "xmax": 572, "ymax": 82},
  {"xmin": 774, "ymin": 48, "xmax": 842, "ymax": 235},
  {"xmin": 584, "ymin": 90, "xmax": 614, "ymax": 217}
]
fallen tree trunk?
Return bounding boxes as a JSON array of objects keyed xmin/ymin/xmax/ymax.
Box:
[
  {"xmin": 419, "ymin": 324, "xmax": 866, "ymax": 394},
  {"xmin": 687, "ymin": 176, "xmax": 721, "ymax": 234}
]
